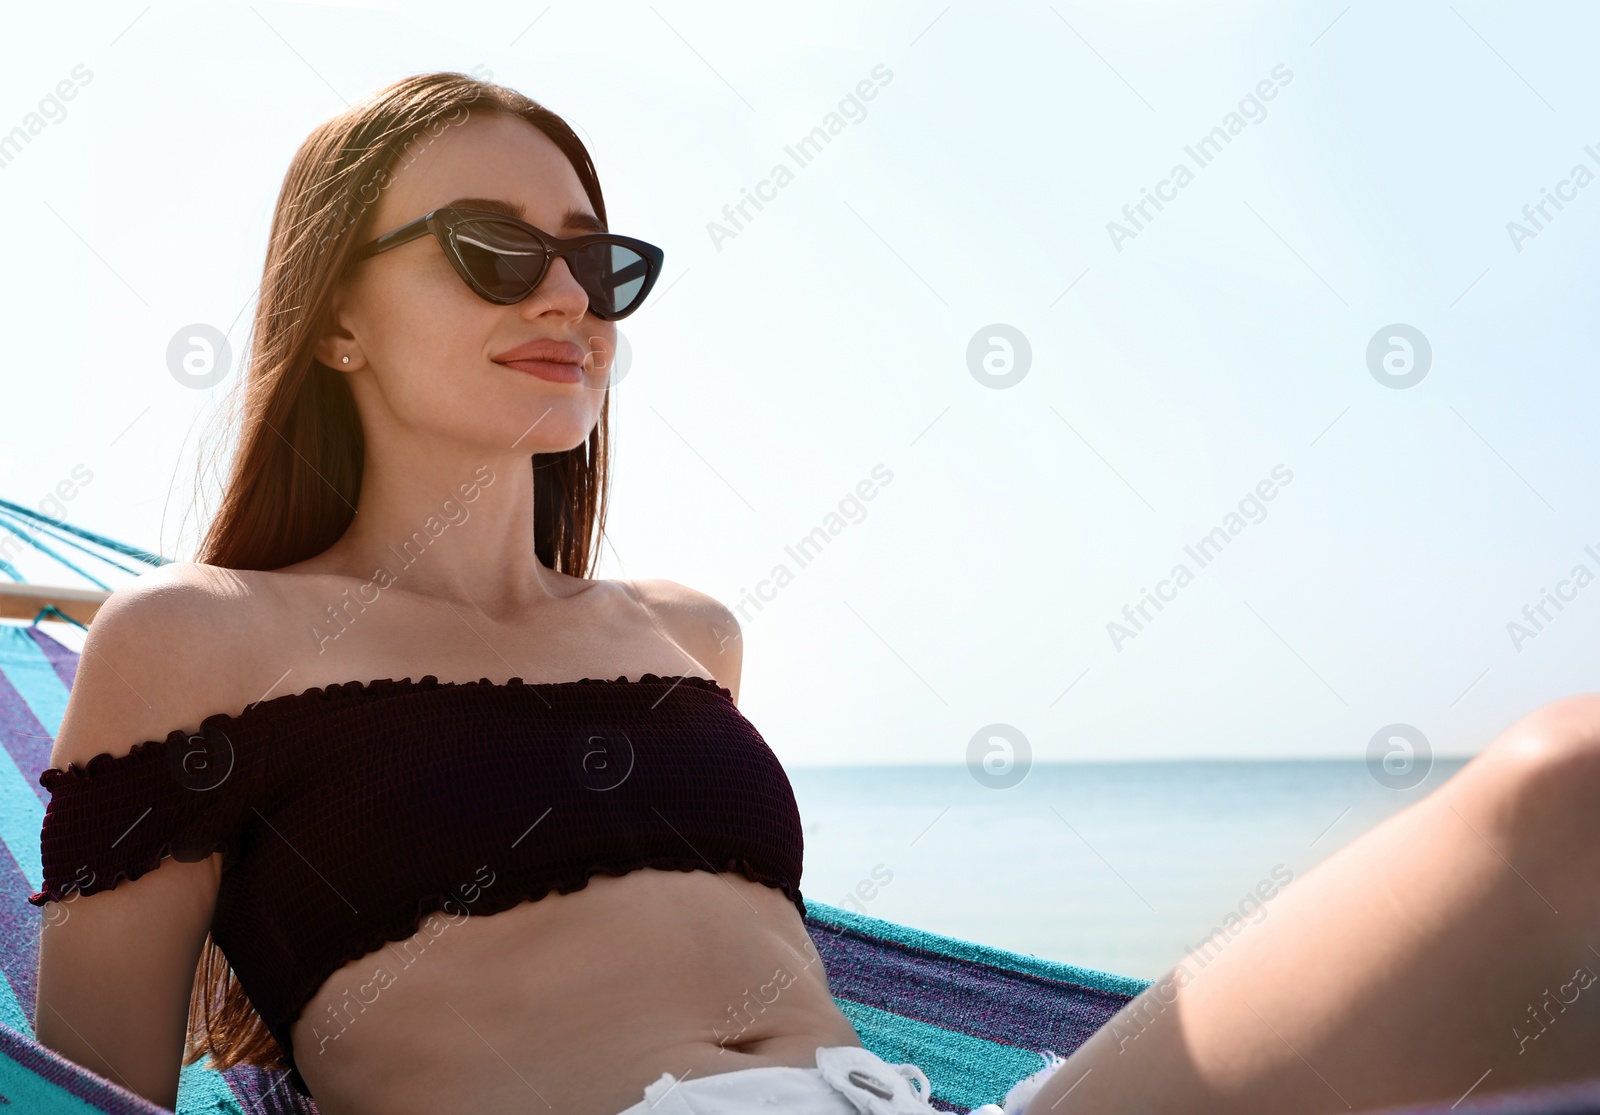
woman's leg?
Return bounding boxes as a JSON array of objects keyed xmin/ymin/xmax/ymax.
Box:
[{"xmin": 1028, "ymin": 694, "xmax": 1600, "ymax": 1114}]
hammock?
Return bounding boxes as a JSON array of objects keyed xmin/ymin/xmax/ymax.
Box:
[{"xmin": 1, "ymin": 513, "xmax": 1598, "ymax": 1113}]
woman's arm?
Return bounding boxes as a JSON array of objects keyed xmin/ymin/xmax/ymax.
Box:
[{"xmin": 34, "ymin": 574, "xmax": 229, "ymax": 1110}]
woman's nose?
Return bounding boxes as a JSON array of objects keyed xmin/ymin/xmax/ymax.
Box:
[{"xmin": 521, "ymin": 254, "xmax": 590, "ymax": 317}]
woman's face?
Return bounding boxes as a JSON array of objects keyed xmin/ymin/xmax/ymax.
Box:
[{"xmin": 320, "ymin": 111, "xmax": 616, "ymax": 457}]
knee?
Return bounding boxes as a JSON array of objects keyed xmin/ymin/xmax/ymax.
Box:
[{"xmin": 1472, "ymin": 693, "xmax": 1600, "ymax": 853}]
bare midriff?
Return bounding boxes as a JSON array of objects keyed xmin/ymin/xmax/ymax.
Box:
[{"xmin": 289, "ymin": 868, "xmax": 861, "ymax": 1115}]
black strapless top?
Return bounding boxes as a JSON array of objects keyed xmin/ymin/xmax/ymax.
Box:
[{"xmin": 29, "ymin": 673, "xmax": 805, "ymax": 1097}]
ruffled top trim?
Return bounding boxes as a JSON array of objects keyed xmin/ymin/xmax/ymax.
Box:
[{"xmin": 37, "ymin": 673, "xmax": 732, "ymax": 788}]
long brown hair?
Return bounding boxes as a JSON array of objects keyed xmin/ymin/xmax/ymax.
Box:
[{"xmin": 181, "ymin": 71, "xmax": 613, "ymax": 1081}]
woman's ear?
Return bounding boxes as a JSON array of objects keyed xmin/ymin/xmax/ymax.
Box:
[{"xmin": 312, "ymin": 284, "xmax": 362, "ymax": 371}]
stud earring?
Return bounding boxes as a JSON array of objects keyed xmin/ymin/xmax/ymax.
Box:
[{"xmin": 341, "ymin": 356, "xmax": 350, "ymax": 364}]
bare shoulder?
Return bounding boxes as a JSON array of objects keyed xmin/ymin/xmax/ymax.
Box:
[
  {"xmin": 49, "ymin": 561, "xmax": 264, "ymax": 770},
  {"xmin": 35, "ymin": 561, "xmax": 255, "ymax": 1107},
  {"xmin": 612, "ymin": 578, "xmax": 744, "ymax": 701}
]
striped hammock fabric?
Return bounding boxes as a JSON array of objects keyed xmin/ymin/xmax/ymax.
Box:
[{"xmin": 4, "ymin": 624, "xmax": 1600, "ymax": 1114}]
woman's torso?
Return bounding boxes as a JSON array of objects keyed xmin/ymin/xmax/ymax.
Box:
[{"xmin": 187, "ymin": 564, "xmax": 860, "ymax": 1115}]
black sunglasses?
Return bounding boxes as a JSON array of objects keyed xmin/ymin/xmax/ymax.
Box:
[{"xmin": 346, "ymin": 207, "xmax": 664, "ymax": 321}]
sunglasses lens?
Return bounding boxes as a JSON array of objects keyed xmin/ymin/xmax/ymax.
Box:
[
  {"xmin": 452, "ymin": 219, "xmax": 546, "ymax": 302},
  {"xmin": 569, "ymin": 242, "xmax": 653, "ymax": 319},
  {"xmin": 450, "ymin": 217, "xmax": 655, "ymax": 318}
]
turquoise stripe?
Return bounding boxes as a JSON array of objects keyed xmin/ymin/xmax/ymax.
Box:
[
  {"xmin": 0, "ymin": 628, "xmax": 64, "ymax": 1038},
  {"xmin": 0, "ymin": 627, "xmax": 68, "ymax": 900},
  {"xmin": 0, "ymin": 966, "xmax": 27, "ymax": 1035},
  {"xmin": 0, "ymin": 1050, "xmax": 132, "ymax": 1115},
  {"xmin": 0, "ymin": 627, "xmax": 70, "ymax": 734},
  {"xmin": 176, "ymin": 1056, "xmax": 246, "ymax": 1115},
  {"xmin": 807, "ymin": 900, "xmax": 1152, "ymax": 998},
  {"xmin": 0, "ymin": 1030, "xmax": 245, "ymax": 1114},
  {"xmin": 838, "ymin": 997, "xmax": 1048, "ymax": 1110}
]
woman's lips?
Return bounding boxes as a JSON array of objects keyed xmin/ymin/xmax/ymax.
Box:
[
  {"xmin": 491, "ymin": 338, "xmax": 587, "ymax": 383},
  {"xmin": 500, "ymin": 358, "xmax": 583, "ymax": 383}
]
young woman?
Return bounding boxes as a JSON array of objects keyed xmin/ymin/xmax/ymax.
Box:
[{"xmin": 29, "ymin": 71, "xmax": 1600, "ymax": 1115}]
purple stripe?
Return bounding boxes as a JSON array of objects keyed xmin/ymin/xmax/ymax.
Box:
[
  {"xmin": 1378, "ymin": 1074, "xmax": 1600, "ymax": 1114},
  {"xmin": 0, "ymin": 680, "xmax": 49, "ymax": 1044},
  {"xmin": 0, "ymin": 635, "xmax": 62, "ymax": 1029},
  {"xmin": 25, "ymin": 627, "xmax": 79, "ymax": 694},
  {"xmin": 808, "ymin": 918, "xmax": 1133, "ymax": 1054},
  {"xmin": 0, "ymin": 1020, "xmax": 169, "ymax": 1113},
  {"xmin": 0, "ymin": 664, "xmax": 54, "ymax": 809},
  {"xmin": 216, "ymin": 1061, "xmax": 320, "ymax": 1114},
  {"xmin": 0, "ymin": 863, "xmax": 41, "ymax": 1026}
]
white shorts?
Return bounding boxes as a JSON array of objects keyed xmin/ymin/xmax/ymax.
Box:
[{"xmin": 614, "ymin": 1045, "xmax": 937, "ymax": 1115}]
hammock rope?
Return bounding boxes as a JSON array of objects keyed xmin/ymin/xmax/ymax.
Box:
[
  {"xmin": 31, "ymin": 604, "xmax": 88, "ymax": 631},
  {"xmin": 0, "ymin": 510, "xmax": 159, "ymax": 581},
  {"xmin": 0, "ymin": 496, "xmax": 169, "ymax": 634},
  {"xmin": 0, "ymin": 496, "xmax": 169, "ymax": 566},
  {"xmin": 0, "ymin": 515, "xmax": 112, "ymax": 589}
]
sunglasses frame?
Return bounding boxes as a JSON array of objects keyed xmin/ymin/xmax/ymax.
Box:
[{"xmin": 346, "ymin": 206, "xmax": 665, "ymax": 321}]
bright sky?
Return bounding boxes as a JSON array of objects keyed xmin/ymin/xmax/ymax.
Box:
[{"xmin": 3, "ymin": 1, "xmax": 1597, "ymax": 765}]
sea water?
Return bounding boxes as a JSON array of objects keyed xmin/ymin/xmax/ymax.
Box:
[{"xmin": 789, "ymin": 759, "xmax": 1470, "ymax": 980}]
